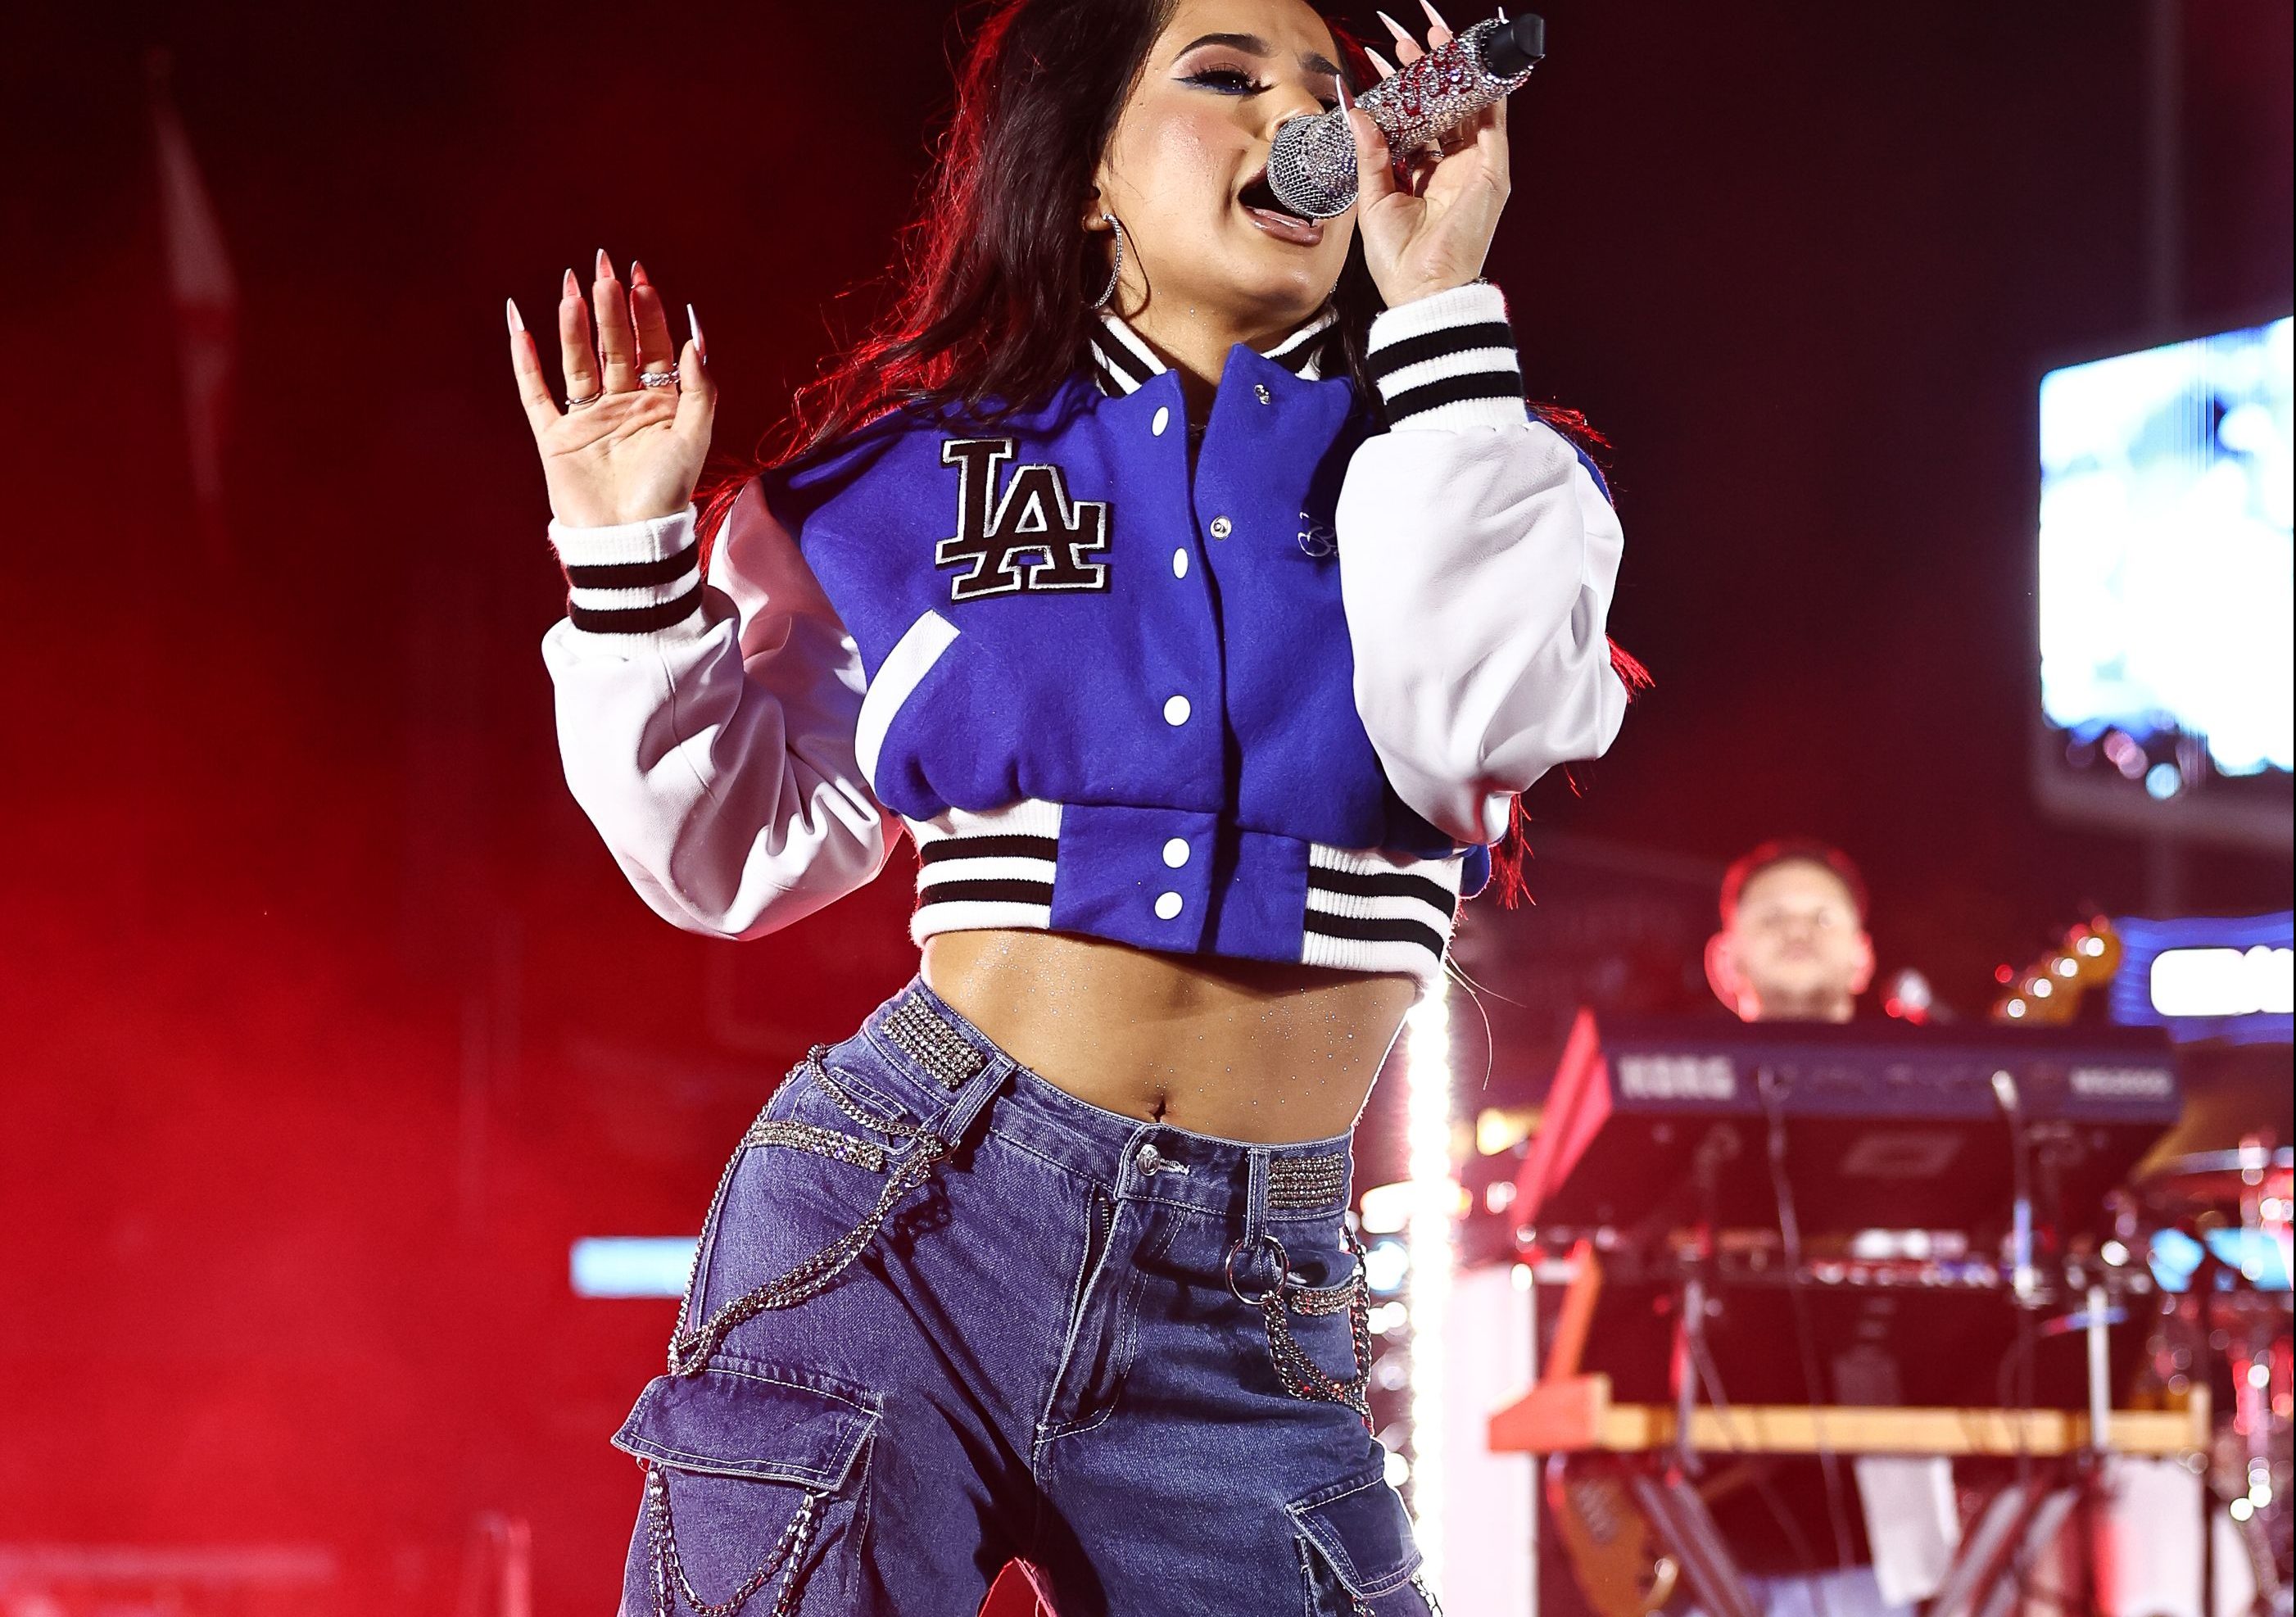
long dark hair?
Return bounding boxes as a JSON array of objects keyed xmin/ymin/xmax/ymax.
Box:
[{"xmin": 709, "ymin": 0, "xmax": 1639, "ymax": 904}]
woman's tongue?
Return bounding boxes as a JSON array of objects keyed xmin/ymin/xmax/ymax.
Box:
[{"xmin": 1239, "ymin": 178, "xmax": 1322, "ymax": 246}]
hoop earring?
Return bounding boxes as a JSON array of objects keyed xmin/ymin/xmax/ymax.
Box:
[{"xmin": 1090, "ymin": 213, "xmax": 1127, "ymax": 311}]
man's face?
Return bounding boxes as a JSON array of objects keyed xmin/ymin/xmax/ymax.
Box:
[{"xmin": 1709, "ymin": 859, "xmax": 1874, "ymax": 1022}]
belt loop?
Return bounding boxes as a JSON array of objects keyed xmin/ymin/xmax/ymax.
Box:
[
  {"xmin": 934, "ymin": 1051, "xmax": 1009, "ymax": 1148},
  {"xmin": 1243, "ymin": 1147, "xmax": 1272, "ymax": 1253}
]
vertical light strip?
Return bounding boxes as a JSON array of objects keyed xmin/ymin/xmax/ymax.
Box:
[{"xmin": 1404, "ymin": 979, "xmax": 1456, "ymax": 1592}]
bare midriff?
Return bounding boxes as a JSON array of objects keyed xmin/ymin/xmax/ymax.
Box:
[{"xmin": 921, "ymin": 930, "xmax": 1420, "ymax": 1145}]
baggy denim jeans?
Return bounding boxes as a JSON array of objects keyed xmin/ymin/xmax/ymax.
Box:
[{"xmin": 613, "ymin": 978, "xmax": 1436, "ymax": 1615}]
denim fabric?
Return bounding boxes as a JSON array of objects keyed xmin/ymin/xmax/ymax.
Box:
[{"xmin": 613, "ymin": 978, "xmax": 1433, "ymax": 1616}]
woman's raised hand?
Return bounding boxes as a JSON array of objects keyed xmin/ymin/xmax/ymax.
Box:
[
  {"xmin": 1347, "ymin": 2, "xmax": 1511, "ymax": 309},
  {"xmin": 507, "ymin": 251, "xmax": 714, "ymax": 529}
]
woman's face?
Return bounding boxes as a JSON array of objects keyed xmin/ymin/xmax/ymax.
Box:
[{"xmin": 1093, "ymin": 0, "xmax": 1356, "ymax": 337}]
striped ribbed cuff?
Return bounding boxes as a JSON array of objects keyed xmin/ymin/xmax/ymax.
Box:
[
  {"xmin": 1365, "ymin": 282, "xmax": 1528, "ymax": 431},
  {"xmin": 548, "ymin": 505, "xmax": 705, "ymax": 636}
]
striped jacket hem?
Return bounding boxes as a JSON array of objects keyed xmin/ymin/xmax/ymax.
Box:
[{"xmin": 904, "ymin": 799, "xmax": 1464, "ymax": 985}]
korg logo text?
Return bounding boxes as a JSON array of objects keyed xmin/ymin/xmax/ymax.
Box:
[{"xmin": 1617, "ymin": 1054, "xmax": 1737, "ymax": 1103}]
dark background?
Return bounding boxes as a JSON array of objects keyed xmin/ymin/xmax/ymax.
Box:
[{"xmin": 2, "ymin": 2, "xmax": 2289, "ymax": 1610}]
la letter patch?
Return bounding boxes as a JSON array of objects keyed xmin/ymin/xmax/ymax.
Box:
[{"xmin": 934, "ymin": 437, "xmax": 1111, "ymax": 601}]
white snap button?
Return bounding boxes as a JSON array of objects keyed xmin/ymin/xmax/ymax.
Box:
[
  {"xmin": 1207, "ymin": 516, "xmax": 1233, "ymax": 540},
  {"xmin": 1162, "ymin": 837, "xmax": 1190, "ymax": 868},
  {"xmin": 1152, "ymin": 405, "xmax": 1171, "ymax": 437},
  {"xmin": 1154, "ymin": 891, "xmax": 1184, "ymax": 920},
  {"xmin": 1163, "ymin": 695, "xmax": 1191, "ymax": 726},
  {"xmin": 1171, "ymin": 548, "xmax": 1189, "ymax": 579}
]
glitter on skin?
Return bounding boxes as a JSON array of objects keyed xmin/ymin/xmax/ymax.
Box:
[{"xmin": 923, "ymin": 931, "xmax": 1417, "ymax": 1145}]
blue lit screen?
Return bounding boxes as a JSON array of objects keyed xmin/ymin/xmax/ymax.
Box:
[
  {"xmin": 2040, "ymin": 319, "xmax": 2294, "ymax": 800},
  {"xmin": 570, "ymin": 1236, "xmax": 696, "ymax": 1298},
  {"xmin": 2108, "ymin": 911, "xmax": 2294, "ymax": 1045},
  {"xmin": 2149, "ymin": 1226, "xmax": 2293, "ymax": 1293}
]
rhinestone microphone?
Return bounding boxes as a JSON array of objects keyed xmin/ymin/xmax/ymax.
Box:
[{"xmin": 1266, "ymin": 11, "xmax": 1545, "ymax": 221}]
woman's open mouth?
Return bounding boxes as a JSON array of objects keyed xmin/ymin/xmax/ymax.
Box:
[{"xmin": 1238, "ymin": 171, "xmax": 1324, "ymax": 247}]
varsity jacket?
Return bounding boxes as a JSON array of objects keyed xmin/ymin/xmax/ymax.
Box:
[{"xmin": 541, "ymin": 283, "xmax": 1628, "ymax": 987}]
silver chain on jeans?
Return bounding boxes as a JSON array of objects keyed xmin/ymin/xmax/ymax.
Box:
[
  {"xmin": 644, "ymin": 1459, "xmax": 820, "ymax": 1617},
  {"xmin": 1252, "ymin": 1225, "xmax": 1375, "ymax": 1426},
  {"xmin": 668, "ymin": 1049, "xmax": 949, "ymax": 1379},
  {"xmin": 667, "ymin": 1058, "xmax": 805, "ymax": 1360},
  {"xmin": 804, "ymin": 1048, "xmax": 924, "ymax": 1141},
  {"xmin": 648, "ymin": 1044, "xmax": 929, "ymax": 1611}
]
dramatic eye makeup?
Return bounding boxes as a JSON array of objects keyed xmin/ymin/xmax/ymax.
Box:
[{"xmin": 1179, "ymin": 61, "xmax": 1267, "ymax": 94}]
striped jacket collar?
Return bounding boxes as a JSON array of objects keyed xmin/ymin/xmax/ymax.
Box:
[{"xmin": 1088, "ymin": 308, "xmax": 1338, "ymax": 398}]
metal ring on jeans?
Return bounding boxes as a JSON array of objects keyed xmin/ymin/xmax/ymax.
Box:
[
  {"xmin": 640, "ymin": 366, "xmax": 680, "ymax": 387},
  {"xmin": 1225, "ymin": 1233, "xmax": 1290, "ymax": 1307},
  {"xmin": 564, "ymin": 388, "xmax": 605, "ymax": 410}
]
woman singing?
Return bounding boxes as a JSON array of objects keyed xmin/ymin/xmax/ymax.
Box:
[{"xmin": 505, "ymin": 0, "xmax": 1627, "ymax": 1609}]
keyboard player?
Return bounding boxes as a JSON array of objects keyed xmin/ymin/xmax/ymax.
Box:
[{"xmin": 1698, "ymin": 839, "xmax": 1955, "ymax": 1617}]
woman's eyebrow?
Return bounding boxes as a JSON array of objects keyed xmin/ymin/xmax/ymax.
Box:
[
  {"xmin": 1176, "ymin": 31, "xmax": 1275, "ymax": 58},
  {"xmin": 1174, "ymin": 33, "xmax": 1347, "ymax": 82}
]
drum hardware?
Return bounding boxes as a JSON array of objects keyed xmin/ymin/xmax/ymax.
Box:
[{"xmin": 2132, "ymin": 1140, "xmax": 2294, "ymax": 1615}]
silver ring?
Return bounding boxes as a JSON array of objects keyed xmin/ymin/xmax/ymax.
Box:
[
  {"xmin": 1225, "ymin": 1234, "xmax": 1290, "ymax": 1307},
  {"xmin": 564, "ymin": 388, "xmax": 605, "ymax": 410},
  {"xmin": 640, "ymin": 366, "xmax": 680, "ymax": 388}
]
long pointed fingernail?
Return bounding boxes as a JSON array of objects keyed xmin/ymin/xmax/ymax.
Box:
[
  {"xmin": 1420, "ymin": 0, "xmax": 1451, "ymax": 33},
  {"xmin": 1365, "ymin": 46, "xmax": 1397, "ymax": 78},
  {"xmin": 561, "ymin": 267, "xmax": 578, "ymax": 299},
  {"xmin": 631, "ymin": 260, "xmax": 651, "ymax": 288},
  {"xmin": 1375, "ymin": 10, "xmax": 1414, "ymax": 46},
  {"xmin": 687, "ymin": 303, "xmax": 707, "ymax": 363},
  {"xmin": 595, "ymin": 248, "xmax": 614, "ymax": 283},
  {"xmin": 1338, "ymin": 77, "xmax": 1356, "ymax": 111},
  {"xmin": 505, "ymin": 297, "xmax": 524, "ymax": 334}
]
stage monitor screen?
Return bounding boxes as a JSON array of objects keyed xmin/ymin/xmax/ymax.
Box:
[{"xmin": 2036, "ymin": 317, "xmax": 2294, "ymax": 848}]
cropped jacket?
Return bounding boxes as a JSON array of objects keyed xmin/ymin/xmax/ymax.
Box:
[{"xmin": 541, "ymin": 283, "xmax": 1628, "ymax": 988}]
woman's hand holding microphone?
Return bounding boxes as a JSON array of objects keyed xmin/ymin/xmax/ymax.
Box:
[
  {"xmin": 1345, "ymin": 2, "xmax": 1512, "ymax": 310},
  {"xmin": 506, "ymin": 251, "xmax": 714, "ymax": 529}
]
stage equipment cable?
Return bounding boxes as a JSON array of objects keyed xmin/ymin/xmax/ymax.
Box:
[
  {"xmin": 1998, "ymin": 1101, "xmax": 2047, "ymax": 1612},
  {"xmin": 1758, "ymin": 1067, "xmax": 1859, "ymax": 1574},
  {"xmin": 1689, "ymin": 1323, "xmax": 1836, "ymax": 1616}
]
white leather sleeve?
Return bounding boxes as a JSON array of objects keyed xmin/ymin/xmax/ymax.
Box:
[
  {"xmin": 1337, "ymin": 283, "xmax": 1629, "ymax": 845},
  {"xmin": 539, "ymin": 482, "xmax": 899, "ymax": 938}
]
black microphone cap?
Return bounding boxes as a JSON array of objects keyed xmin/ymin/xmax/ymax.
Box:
[{"xmin": 1479, "ymin": 11, "xmax": 1547, "ymax": 78}]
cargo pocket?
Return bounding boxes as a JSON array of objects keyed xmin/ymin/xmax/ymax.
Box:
[
  {"xmin": 614, "ymin": 1363, "xmax": 877, "ymax": 1615},
  {"xmin": 1292, "ymin": 1470, "xmax": 1436, "ymax": 1615}
]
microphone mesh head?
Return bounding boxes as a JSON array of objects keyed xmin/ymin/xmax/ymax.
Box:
[{"xmin": 1266, "ymin": 111, "xmax": 1359, "ymax": 220}]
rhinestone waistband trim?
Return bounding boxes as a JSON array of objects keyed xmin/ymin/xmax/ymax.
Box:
[
  {"xmin": 1266, "ymin": 1152, "xmax": 1348, "ymax": 1212},
  {"xmin": 878, "ymin": 994, "xmax": 989, "ymax": 1089}
]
